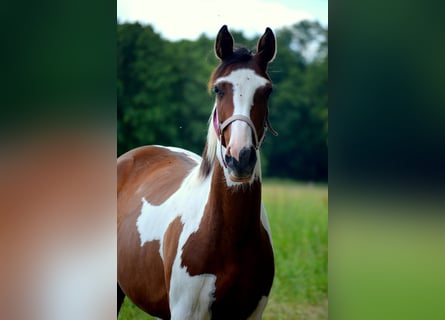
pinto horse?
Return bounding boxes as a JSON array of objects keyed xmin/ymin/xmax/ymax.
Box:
[{"xmin": 117, "ymin": 25, "xmax": 277, "ymax": 320}]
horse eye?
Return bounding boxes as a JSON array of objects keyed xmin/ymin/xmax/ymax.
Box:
[{"xmin": 213, "ymin": 85, "xmax": 223, "ymax": 97}]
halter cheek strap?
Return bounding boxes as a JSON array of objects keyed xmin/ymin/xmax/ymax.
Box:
[
  {"xmin": 220, "ymin": 115, "xmax": 260, "ymax": 149},
  {"xmin": 213, "ymin": 108, "xmax": 278, "ymax": 150}
]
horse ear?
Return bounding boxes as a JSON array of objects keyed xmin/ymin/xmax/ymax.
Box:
[
  {"xmin": 256, "ymin": 27, "xmax": 276, "ymax": 69},
  {"xmin": 215, "ymin": 25, "xmax": 234, "ymax": 60}
]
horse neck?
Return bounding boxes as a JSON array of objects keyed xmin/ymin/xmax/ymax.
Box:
[{"xmin": 206, "ymin": 164, "xmax": 263, "ymax": 244}]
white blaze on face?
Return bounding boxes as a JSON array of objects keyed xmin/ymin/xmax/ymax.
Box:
[{"xmin": 215, "ymin": 69, "xmax": 270, "ymax": 160}]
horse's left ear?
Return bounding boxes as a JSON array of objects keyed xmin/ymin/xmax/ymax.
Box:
[{"xmin": 255, "ymin": 27, "xmax": 276, "ymax": 69}]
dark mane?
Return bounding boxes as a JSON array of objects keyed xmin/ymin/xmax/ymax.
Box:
[
  {"xmin": 208, "ymin": 47, "xmax": 253, "ymax": 92},
  {"xmin": 223, "ymin": 47, "xmax": 253, "ymax": 65}
]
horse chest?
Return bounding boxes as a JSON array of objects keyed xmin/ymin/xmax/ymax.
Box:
[{"xmin": 178, "ymin": 213, "xmax": 274, "ymax": 319}]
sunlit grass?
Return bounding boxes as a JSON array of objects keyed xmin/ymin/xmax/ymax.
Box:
[{"xmin": 262, "ymin": 180, "xmax": 328, "ymax": 319}]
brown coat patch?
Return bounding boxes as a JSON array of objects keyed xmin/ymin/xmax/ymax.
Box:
[
  {"xmin": 163, "ymin": 216, "xmax": 183, "ymax": 292},
  {"xmin": 117, "ymin": 146, "xmax": 197, "ymax": 318}
]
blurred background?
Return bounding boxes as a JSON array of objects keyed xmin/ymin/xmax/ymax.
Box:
[{"xmin": 3, "ymin": 0, "xmax": 444, "ymax": 319}]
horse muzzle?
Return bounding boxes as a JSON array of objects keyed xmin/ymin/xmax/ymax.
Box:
[{"xmin": 224, "ymin": 146, "xmax": 257, "ymax": 182}]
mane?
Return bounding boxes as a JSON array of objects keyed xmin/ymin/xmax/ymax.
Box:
[
  {"xmin": 207, "ymin": 47, "xmax": 253, "ymax": 92},
  {"xmin": 199, "ymin": 106, "xmax": 218, "ymax": 179},
  {"xmin": 222, "ymin": 47, "xmax": 253, "ymax": 64}
]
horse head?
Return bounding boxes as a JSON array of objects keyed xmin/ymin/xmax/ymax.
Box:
[{"xmin": 208, "ymin": 25, "xmax": 277, "ymax": 184}]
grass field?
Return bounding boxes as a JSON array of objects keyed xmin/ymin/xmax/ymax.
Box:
[{"xmin": 119, "ymin": 180, "xmax": 328, "ymax": 319}]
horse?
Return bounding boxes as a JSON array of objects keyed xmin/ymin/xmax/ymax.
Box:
[{"xmin": 117, "ymin": 25, "xmax": 278, "ymax": 320}]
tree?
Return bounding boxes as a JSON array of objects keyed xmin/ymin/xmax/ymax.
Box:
[{"xmin": 262, "ymin": 21, "xmax": 328, "ymax": 180}]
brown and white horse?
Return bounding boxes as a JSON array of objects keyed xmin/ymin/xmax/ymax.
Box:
[{"xmin": 117, "ymin": 25, "xmax": 277, "ymax": 319}]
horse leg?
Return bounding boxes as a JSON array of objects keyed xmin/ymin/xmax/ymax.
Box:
[{"xmin": 117, "ymin": 282, "xmax": 126, "ymax": 317}]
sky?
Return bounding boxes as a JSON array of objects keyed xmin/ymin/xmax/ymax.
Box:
[{"xmin": 117, "ymin": 0, "xmax": 328, "ymax": 41}]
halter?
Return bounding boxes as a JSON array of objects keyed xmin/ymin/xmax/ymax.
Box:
[{"xmin": 213, "ymin": 108, "xmax": 278, "ymax": 168}]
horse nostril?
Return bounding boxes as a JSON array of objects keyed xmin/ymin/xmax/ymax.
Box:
[
  {"xmin": 224, "ymin": 147, "xmax": 257, "ymax": 178},
  {"xmin": 239, "ymin": 146, "xmax": 257, "ymax": 168},
  {"xmin": 225, "ymin": 154, "xmax": 235, "ymax": 168}
]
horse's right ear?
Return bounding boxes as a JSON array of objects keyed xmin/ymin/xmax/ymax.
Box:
[{"xmin": 215, "ymin": 25, "xmax": 234, "ymax": 60}]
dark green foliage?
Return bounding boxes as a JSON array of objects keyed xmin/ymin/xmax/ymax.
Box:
[{"xmin": 117, "ymin": 21, "xmax": 327, "ymax": 181}]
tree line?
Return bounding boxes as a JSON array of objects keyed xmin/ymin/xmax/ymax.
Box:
[{"xmin": 117, "ymin": 20, "xmax": 327, "ymax": 181}]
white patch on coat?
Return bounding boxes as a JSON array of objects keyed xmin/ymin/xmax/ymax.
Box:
[
  {"xmin": 136, "ymin": 146, "xmax": 216, "ymax": 319},
  {"xmin": 169, "ymin": 269, "xmax": 216, "ymax": 320}
]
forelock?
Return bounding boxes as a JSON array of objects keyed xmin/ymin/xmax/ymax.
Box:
[{"xmin": 208, "ymin": 47, "xmax": 254, "ymax": 91}]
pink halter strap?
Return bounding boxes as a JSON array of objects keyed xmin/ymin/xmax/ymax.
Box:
[
  {"xmin": 213, "ymin": 108, "xmax": 277, "ymax": 149},
  {"xmin": 213, "ymin": 108, "xmax": 278, "ymax": 168}
]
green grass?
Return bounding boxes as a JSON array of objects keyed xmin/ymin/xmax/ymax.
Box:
[
  {"xmin": 262, "ymin": 180, "xmax": 328, "ymax": 319},
  {"xmin": 119, "ymin": 180, "xmax": 328, "ymax": 319}
]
